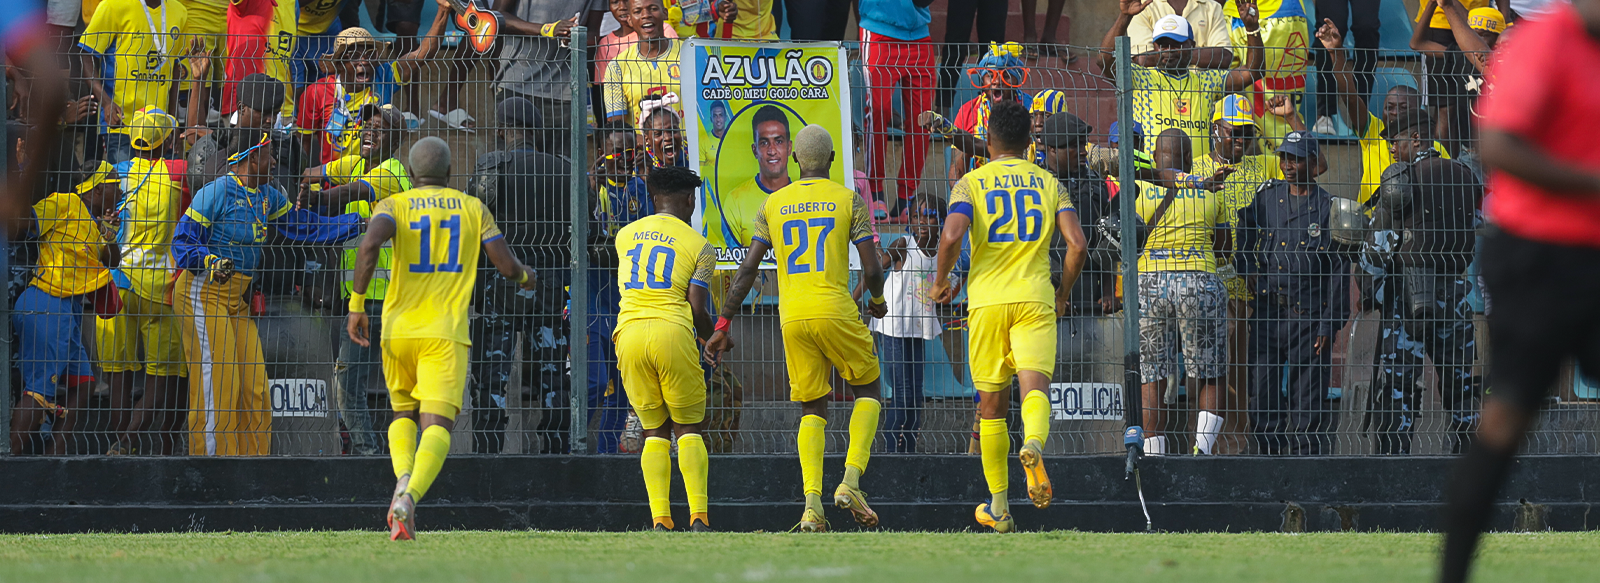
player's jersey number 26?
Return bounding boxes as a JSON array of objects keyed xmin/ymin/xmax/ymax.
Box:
[{"xmin": 985, "ymin": 189, "xmax": 1045, "ymax": 243}]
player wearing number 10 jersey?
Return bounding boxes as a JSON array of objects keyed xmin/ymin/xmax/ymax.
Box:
[
  {"xmin": 706, "ymin": 125, "xmax": 889, "ymax": 533},
  {"xmin": 613, "ymin": 167, "xmax": 719, "ymax": 532},
  {"xmin": 346, "ymin": 138, "xmax": 538, "ymax": 541},
  {"xmin": 933, "ymin": 100, "xmax": 1088, "ymax": 533}
]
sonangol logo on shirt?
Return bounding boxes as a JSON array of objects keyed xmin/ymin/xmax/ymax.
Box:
[{"xmin": 1174, "ymin": 97, "xmax": 1190, "ymax": 115}]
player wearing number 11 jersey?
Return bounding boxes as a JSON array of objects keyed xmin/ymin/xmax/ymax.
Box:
[
  {"xmin": 706, "ymin": 125, "xmax": 888, "ymax": 533},
  {"xmin": 345, "ymin": 138, "xmax": 538, "ymax": 541},
  {"xmin": 932, "ymin": 100, "xmax": 1088, "ymax": 532},
  {"xmin": 613, "ymin": 167, "xmax": 719, "ymax": 532}
]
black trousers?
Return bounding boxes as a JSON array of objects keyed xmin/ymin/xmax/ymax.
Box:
[
  {"xmin": 1313, "ymin": 0, "xmax": 1381, "ymax": 118},
  {"xmin": 784, "ymin": 0, "xmax": 854, "ymax": 41},
  {"xmin": 1366, "ymin": 271, "xmax": 1481, "ymax": 454},
  {"xmin": 1248, "ymin": 298, "xmax": 1339, "ymax": 455},
  {"xmin": 936, "ymin": 0, "xmax": 1008, "ymax": 110},
  {"xmin": 1481, "ymin": 229, "xmax": 1600, "ymax": 412}
]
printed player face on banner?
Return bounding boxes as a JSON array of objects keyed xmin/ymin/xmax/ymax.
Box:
[{"xmin": 683, "ymin": 40, "xmax": 855, "ymax": 269}]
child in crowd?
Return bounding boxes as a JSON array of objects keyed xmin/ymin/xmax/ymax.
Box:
[{"xmin": 867, "ymin": 194, "xmax": 947, "ymax": 453}]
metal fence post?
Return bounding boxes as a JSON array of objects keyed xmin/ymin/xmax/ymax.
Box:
[
  {"xmin": 0, "ymin": 64, "xmax": 10, "ymax": 455},
  {"xmin": 1115, "ymin": 37, "xmax": 1143, "ymax": 448},
  {"xmin": 568, "ymin": 26, "xmax": 590, "ymax": 455}
]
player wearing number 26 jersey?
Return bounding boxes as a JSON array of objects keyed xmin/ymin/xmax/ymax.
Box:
[{"xmin": 933, "ymin": 102, "xmax": 1089, "ymax": 533}]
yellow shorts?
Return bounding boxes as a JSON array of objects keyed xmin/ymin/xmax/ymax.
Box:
[
  {"xmin": 782, "ymin": 318, "xmax": 880, "ymax": 403},
  {"xmin": 968, "ymin": 302, "xmax": 1057, "ymax": 392},
  {"xmin": 382, "ymin": 337, "xmax": 468, "ymax": 419},
  {"xmin": 95, "ymin": 289, "xmax": 187, "ymax": 377},
  {"xmin": 614, "ymin": 319, "xmax": 706, "ymax": 430}
]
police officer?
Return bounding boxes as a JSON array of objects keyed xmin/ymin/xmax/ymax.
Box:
[
  {"xmin": 1041, "ymin": 113, "xmax": 1120, "ymax": 384},
  {"xmin": 1236, "ymin": 131, "xmax": 1354, "ymax": 455},
  {"xmin": 467, "ymin": 97, "xmax": 572, "ymax": 453},
  {"xmin": 1362, "ymin": 111, "xmax": 1483, "ymax": 455}
]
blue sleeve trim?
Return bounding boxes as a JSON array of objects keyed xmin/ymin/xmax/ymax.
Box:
[
  {"xmin": 1056, "ymin": 208, "xmax": 1078, "ymax": 214},
  {"xmin": 852, "ymin": 235, "xmax": 875, "ymax": 245},
  {"xmin": 689, "ymin": 278, "xmax": 710, "ymax": 289},
  {"xmin": 949, "ymin": 201, "xmax": 973, "ymax": 217},
  {"xmin": 750, "ymin": 236, "xmax": 770, "ymax": 247},
  {"xmin": 482, "ymin": 234, "xmax": 505, "ymax": 244}
]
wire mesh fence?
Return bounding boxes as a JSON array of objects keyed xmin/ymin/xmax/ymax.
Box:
[{"xmin": 3, "ymin": 19, "xmax": 1595, "ymax": 457}]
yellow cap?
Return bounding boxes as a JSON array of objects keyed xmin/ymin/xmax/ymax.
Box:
[
  {"xmin": 75, "ymin": 160, "xmax": 117, "ymax": 194},
  {"xmin": 1469, "ymin": 7, "xmax": 1506, "ymax": 34},
  {"xmin": 127, "ymin": 107, "xmax": 175, "ymax": 151}
]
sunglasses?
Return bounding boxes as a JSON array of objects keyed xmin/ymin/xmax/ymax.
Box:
[
  {"xmin": 602, "ymin": 148, "xmax": 638, "ymax": 162},
  {"xmin": 968, "ymin": 67, "xmax": 1028, "ymax": 88}
]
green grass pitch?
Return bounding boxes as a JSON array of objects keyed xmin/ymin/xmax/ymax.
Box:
[{"xmin": 1, "ymin": 531, "xmax": 1593, "ymax": 582}]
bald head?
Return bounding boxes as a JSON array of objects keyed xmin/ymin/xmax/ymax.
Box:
[
  {"xmin": 409, "ymin": 137, "xmax": 452, "ymax": 183},
  {"xmin": 793, "ymin": 124, "xmax": 833, "ymax": 176},
  {"xmin": 1155, "ymin": 128, "xmax": 1192, "ymax": 173}
]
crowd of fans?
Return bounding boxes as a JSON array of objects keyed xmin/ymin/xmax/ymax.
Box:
[{"xmin": 0, "ymin": 0, "xmax": 1519, "ymax": 456}]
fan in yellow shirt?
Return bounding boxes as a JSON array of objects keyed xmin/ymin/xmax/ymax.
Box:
[
  {"xmin": 346, "ymin": 138, "xmax": 537, "ymax": 541},
  {"xmin": 13, "ymin": 162, "xmax": 122, "ymax": 455},
  {"xmin": 604, "ymin": 0, "xmax": 682, "ymax": 127},
  {"xmin": 79, "ymin": 0, "xmax": 193, "ymax": 162},
  {"xmin": 931, "ymin": 100, "xmax": 1088, "ymax": 533},
  {"xmin": 705, "ymin": 125, "xmax": 888, "ymax": 533},
  {"xmin": 612, "ymin": 166, "xmax": 718, "ymax": 532}
]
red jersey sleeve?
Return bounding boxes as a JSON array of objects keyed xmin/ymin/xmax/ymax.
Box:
[
  {"xmin": 297, "ymin": 79, "xmax": 335, "ymax": 136},
  {"xmin": 1477, "ymin": 7, "xmax": 1564, "ymax": 136}
]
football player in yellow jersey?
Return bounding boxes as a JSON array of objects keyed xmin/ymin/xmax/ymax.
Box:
[
  {"xmin": 932, "ymin": 100, "xmax": 1088, "ymax": 532},
  {"xmin": 705, "ymin": 125, "xmax": 888, "ymax": 532},
  {"xmin": 345, "ymin": 138, "xmax": 538, "ymax": 541},
  {"xmin": 613, "ymin": 166, "xmax": 718, "ymax": 532}
]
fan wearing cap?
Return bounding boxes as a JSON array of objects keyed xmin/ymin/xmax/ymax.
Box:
[
  {"xmin": 97, "ymin": 107, "xmax": 195, "ymax": 456},
  {"xmin": 1124, "ymin": 0, "xmax": 1236, "ymax": 69},
  {"xmin": 1232, "ymin": 130, "xmax": 1354, "ymax": 455},
  {"xmin": 1362, "ymin": 109, "xmax": 1483, "ymax": 457},
  {"xmin": 1316, "ymin": 21, "xmax": 1454, "ymax": 207},
  {"xmin": 946, "ymin": 43, "xmax": 1030, "ymax": 175},
  {"xmin": 296, "ymin": 103, "xmax": 412, "ymax": 455},
  {"xmin": 297, "ymin": 13, "xmax": 452, "ymax": 166},
  {"xmin": 1100, "ymin": 2, "xmax": 1264, "ymax": 159},
  {"xmin": 1038, "ymin": 112, "xmax": 1122, "ymax": 319},
  {"xmin": 920, "ymin": 88, "xmax": 1065, "ymax": 182},
  {"xmin": 170, "ymin": 131, "xmax": 366, "ymax": 456},
  {"xmin": 11, "ymin": 160, "xmax": 121, "ymax": 455},
  {"xmin": 191, "ymin": 73, "xmax": 287, "ymax": 186}
]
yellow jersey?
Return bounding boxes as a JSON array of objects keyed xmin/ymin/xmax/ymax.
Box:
[
  {"xmin": 178, "ymin": 0, "xmax": 224, "ymax": 34},
  {"xmin": 115, "ymin": 158, "xmax": 186, "ymax": 302},
  {"xmin": 79, "ymin": 0, "xmax": 190, "ymax": 133},
  {"xmin": 1135, "ymin": 182, "xmax": 1228, "ymax": 273},
  {"xmin": 1417, "ymin": 0, "xmax": 1488, "ymax": 28},
  {"xmin": 1129, "ymin": 66, "xmax": 1229, "ymax": 158},
  {"xmin": 614, "ymin": 213, "xmax": 717, "ymax": 335},
  {"xmin": 603, "ymin": 39, "xmax": 683, "ymax": 127},
  {"xmin": 33, "ymin": 193, "xmax": 112, "ymax": 298},
  {"xmin": 1192, "ymin": 153, "xmax": 1284, "ymax": 217},
  {"xmin": 751, "ymin": 178, "xmax": 874, "ymax": 324},
  {"xmin": 950, "ymin": 158, "xmax": 1073, "ymax": 309},
  {"xmin": 297, "ymin": 0, "xmax": 343, "ymax": 34},
  {"xmin": 326, "ymin": 155, "xmax": 410, "ymax": 299},
  {"xmin": 371, "ymin": 186, "xmax": 502, "ymax": 345}
]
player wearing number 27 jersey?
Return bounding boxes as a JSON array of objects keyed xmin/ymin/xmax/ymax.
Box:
[{"xmin": 705, "ymin": 125, "xmax": 889, "ymax": 533}]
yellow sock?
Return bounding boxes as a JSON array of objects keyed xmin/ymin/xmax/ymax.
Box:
[
  {"xmin": 979, "ymin": 418, "xmax": 1010, "ymax": 516},
  {"xmin": 844, "ymin": 398, "xmax": 880, "ymax": 489},
  {"xmin": 1022, "ymin": 391, "xmax": 1051, "ymax": 447},
  {"xmin": 388, "ymin": 417, "xmax": 418, "ymax": 480},
  {"xmin": 677, "ymin": 434, "xmax": 709, "ymax": 517},
  {"xmin": 642, "ymin": 437, "xmax": 673, "ymax": 522},
  {"xmin": 798, "ymin": 414, "xmax": 826, "ymax": 511},
  {"xmin": 404, "ymin": 425, "xmax": 452, "ymax": 502}
]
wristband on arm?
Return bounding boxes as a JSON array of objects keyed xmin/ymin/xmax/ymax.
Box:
[
  {"xmin": 540, "ymin": 22, "xmax": 558, "ymax": 36},
  {"xmin": 516, "ymin": 267, "xmax": 531, "ymax": 284},
  {"xmin": 869, "ymin": 293, "xmax": 886, "ymax": 306},
  {"xmin": 714, "ymin": 317, "xmax": 732, "ymax": 332},
  {"xmin": 348, "ymin": 291, "xmax": 366, "ymax": 313}
]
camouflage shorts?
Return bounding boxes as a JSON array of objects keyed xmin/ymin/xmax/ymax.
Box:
[{"xmin": 1138, "ymin": 271, "xmax": 1228, "ymax": 382}]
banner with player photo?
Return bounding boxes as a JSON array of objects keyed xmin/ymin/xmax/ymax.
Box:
[{"xmin": 680, "ymin": 39, "xmax": 855, "ymax": 269}]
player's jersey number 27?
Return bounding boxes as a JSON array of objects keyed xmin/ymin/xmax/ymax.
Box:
[{"xmin": 782, "ymin": 217, "xmax": 836, "ymax": 274}]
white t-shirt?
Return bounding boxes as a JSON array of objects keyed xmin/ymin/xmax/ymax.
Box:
[{"xmin": 870, "ymin": 235, "xmax": 943, "ymax": 341}]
